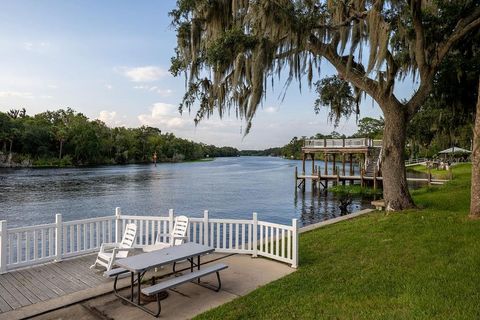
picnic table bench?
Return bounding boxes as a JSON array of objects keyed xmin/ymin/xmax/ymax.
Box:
[{"xmin": 106, "ymin": 243, "xmax": 228, "ymax": 317}]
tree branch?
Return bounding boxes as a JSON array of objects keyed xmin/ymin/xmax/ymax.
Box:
[
  {"xmin": 307, "ymin": 34, "xmax": 385, "ymax": 108},
  {"xmin": 405, "ymin": 78, "xmax": 433, "ymax": 118},
  {"xmin": 408, "ymin": 6, "xmax": 480, "ymax": 116},
  {"xmin": 411, "ymin": 0, "xmax": 429, "ymax": 78},
  {"xmin": 433, "ymin": 7, "xmax": 480, "ymax": 70},
  {"xmin": 312, "ymin": 11, "xmax": 368, "ymax": 30},
  {"xmin": 385, "ymin": 50, "xmax": 398, "ymax": 95}
]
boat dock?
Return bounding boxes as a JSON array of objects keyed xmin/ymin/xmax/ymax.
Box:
[{"xmin": 295, "ymin": 138, "xmax": 447, "ymax": 191}]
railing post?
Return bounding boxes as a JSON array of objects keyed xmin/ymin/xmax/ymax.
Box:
[
  {"xmin": 252, "ymin": 212, "xmax": 258, "ymax": 257},
  {"xmin": 168, "ymin": 209, "xmax": 175, "ymax": 233},
  {"xmin": 428, "ymin": 167, "xmax": 432, "ymax": 186},
  {"xmin": 291, "ymin": 219, "xmax": 298, "ymax": 268},
  {"xmin": 55, "ymin": 214, "xmax": 62, "ymax": 262},
  {"xmin": 0, "ymin": 220, "xmax": 7, "ymax": 274},
  {"xmin": 203, "ymin": 210, "xmax": 209, "ymax": 246},
  {"xmin": 115, "ymin": 207, "xmax": 121, "ymax": 243}
]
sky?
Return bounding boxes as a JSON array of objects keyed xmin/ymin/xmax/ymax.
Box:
[{"xmin": 0, "ymin": 1, "xmax": 419, "ymax": 150}]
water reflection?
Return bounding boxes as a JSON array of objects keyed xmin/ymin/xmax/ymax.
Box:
[{"xmin": 294, "ymin": 186, "xmax": 367, "ymax": 226}]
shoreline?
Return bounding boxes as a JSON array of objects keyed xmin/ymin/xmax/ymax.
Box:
[{"xmin": 0, "ymin": 157, "xmax": 218, "ymax": 169}]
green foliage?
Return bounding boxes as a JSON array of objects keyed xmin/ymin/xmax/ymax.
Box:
[
  {"xmin": 328, "ymin": 184, "xmax": 383, "ymax": 196},
  {"xmin": 240, "ymin": 147, "xmax": 283, "ymax": 156},
  {"xmin": 206, "ymin": 28, "xmax": 257, "ymax": 68},
  {"xmin": 281, "ymin": 136, "xmax": 304, "ymax": 159},
  {"xmin": 0, "ymin": 109, "xmax": 239, "ymax": 166},
  {"xmin": 196, "ymin": 164, "xmax": 479, "ymax": 320},
  {"xmin": 314, "ymin": 76, "xmax": 358, "ymax": 127},
  {"xmin": 353, "ymin": 117, "xmax": 384, "ymax": 139},
  {"xmin": 406, "ymin": 31, "xmax": 478, "ymax": 158}
]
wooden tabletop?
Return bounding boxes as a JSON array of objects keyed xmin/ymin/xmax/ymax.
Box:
[{"xmin": 115, "ymin": 243, "xmax": 214, "ymax": 273}]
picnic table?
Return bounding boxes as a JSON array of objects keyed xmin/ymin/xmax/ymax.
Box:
[{"xmin": 105, "ymin": 243, "xmax": 227, "ymax": 317}]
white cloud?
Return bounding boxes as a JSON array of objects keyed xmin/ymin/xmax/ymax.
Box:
[
  {"xmin": 105, "ymin": 84, "xmax": 113, "ymax": 90},
  {"xmin": 97, "ymin": 110, "xmax": 125, "ymax": 127},
  {"xmin": 23, "ymin": 42, "xmax": 33, "ymax": 51},
  {"xmin": 264, "ymin": 106, "xmax": 279, "ymax": 113},
  {"xmin": 23, "ymin": 41, "xmax": 50, "ymax": 53},
  {"xmin": 0, "ymin": 91, "xmax": 52, "ymax": 100},
  {"xmin": 47, "ymin": 84, "xmax": 58, "ymax": 89},
  {"xmin": 117, "ymin": 66, "xmax": 168, "ymax": 82},
  {"xmin": 138, "ymin": 102, "xmax": 186, "ymax": 129},
  {"xmin": 133, "ymin": 85, "xmax": 173, "ymax": 97},
  {"xmin": 0, "ymin": 91, "xmax": 33, "ymax": 99}
]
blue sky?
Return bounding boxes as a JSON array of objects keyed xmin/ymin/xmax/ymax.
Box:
[{"xmin": 0, "ymin": 1, "xmax": 419, "ymax": 149}]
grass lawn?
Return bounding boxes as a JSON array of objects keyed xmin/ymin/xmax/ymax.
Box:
[
  {"xmin": 407, "ymin": 164, "xmax": 455, "ymax": 179},
  {"xmin": 196, "ymin": 164, "xmax": 479, "ymax": 319}
]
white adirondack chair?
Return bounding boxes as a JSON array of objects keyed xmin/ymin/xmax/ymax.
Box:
[
  {"xmin": 90, "ymin": 223, "xmax": 137, "ymax": 271},
  {"xmin": 142, "ymin": 216, "xmax": 189, "ymax": 252}
]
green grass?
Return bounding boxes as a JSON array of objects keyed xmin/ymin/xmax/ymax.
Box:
[
  {"xmin": 328, "ymin": 184, "xmax": 383, "ymax": 196},
  {"xmin": 407, "ymin": 164, "xmax": 454, "ymax": 179},
  {"xmin": 196, "ymin": 164, "xmax": 479, "ymax": 319}
]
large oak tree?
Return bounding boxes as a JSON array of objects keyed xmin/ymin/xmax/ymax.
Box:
[{"xmin": 170, "ymin": 0, "xmax": 480, "ymax": 210}]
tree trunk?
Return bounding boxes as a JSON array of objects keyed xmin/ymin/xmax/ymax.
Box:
[
  {"xmin": 59, "ymin": 140, "xmax": 63, "ymax": 159},
  {"xmin": 381, "ymin": 104, "xmax": 416, "ymax": 210},
  {"xmin": 469, "ymin": 78, "xmax": 480, "ymax": 218}
]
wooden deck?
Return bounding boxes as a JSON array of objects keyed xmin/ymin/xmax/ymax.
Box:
[
  {"xmin": 297, "ymin": 174, "xmax": 448, "ymax": 185},
  {"xmin": 0, "ymin": 254, "xmax": 108, "ymax": 314}
]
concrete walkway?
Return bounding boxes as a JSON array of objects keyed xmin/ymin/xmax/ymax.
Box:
[{"xmin": 28, "ymin": 254, "xmax": 294, "ymax": 320}]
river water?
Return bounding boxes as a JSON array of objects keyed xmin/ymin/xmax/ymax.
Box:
[{"xmin": 0, "ymin": 157, "xmax": 372, "ymax": 228}]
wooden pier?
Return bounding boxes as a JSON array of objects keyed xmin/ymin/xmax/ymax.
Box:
[
  {"xmin": 295, "ymin": 138, "xmax": 447, "ymax": 191},
  {"xmin": 296, "ymin": 138, "xmax": 382, "ymax": 191}
]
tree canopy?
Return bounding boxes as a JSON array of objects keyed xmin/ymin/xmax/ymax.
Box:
[
  {"xmin": 171, "ymin": 0, "xmax": 479, "ymax": 129},
  {"xmin": 0, "ymin": 109, "xmax": 239, "ymax": 167}
]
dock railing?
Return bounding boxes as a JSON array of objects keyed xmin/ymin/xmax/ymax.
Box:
[
  {"xmin": 405, "ymin": 157, "xmax": 429, "ymax": 166},
  {"xmin": 304, "ymin": 138, "xmax": 382, "ymax": 148},
  {"xmin": 0, "ymin": 209, "xmax": 299, "ymax": 273}
]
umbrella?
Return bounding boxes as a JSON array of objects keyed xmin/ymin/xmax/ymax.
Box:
[{"xmin": 437, "ymin": 146, "xmax": 471, "ymax": 154}]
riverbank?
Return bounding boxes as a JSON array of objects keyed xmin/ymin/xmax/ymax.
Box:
[
  {"xmin": 0, "ymin": 152, "xmax": 216, "ymax": 168},
  {"xmin": 406, "ymin": 163, "xmax": 459, "ymax": 180},
  {"xmin": 196, "ymin": 163, "xmax": 479, "ymax": 319}
]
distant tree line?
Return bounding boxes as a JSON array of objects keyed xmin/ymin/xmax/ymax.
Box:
[{"xmin": 0, "ymin": 108, "xmax": 239, "ymax": 167}]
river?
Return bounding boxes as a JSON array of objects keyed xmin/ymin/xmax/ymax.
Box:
[{"xmin": 0, "ymin": 156, "xmax": 372, "ymax": 228}]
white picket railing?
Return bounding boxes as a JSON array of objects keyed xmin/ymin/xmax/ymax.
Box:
[
  {"xmin": 304, "ymin": 138, "xmax": 382, "ymax": 148},
  {"xmin": 0, "ymin": 208, "xmax": 298, "ymax": 273}
]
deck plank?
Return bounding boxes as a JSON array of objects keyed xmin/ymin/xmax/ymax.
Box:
[
  {"xmin": 0, "ymin": 276, "xmax": 31, "ymax": 308},
  {"xmin": 0, "ymin": 286, "xmax": 13, "ymax": 313},
  {"xmin": 1, "ymin": 272, "xmax": 41, "ymax": 304},
  {"xmin": 54, "ymin": 259, "xmax": 104, "ymax": 288},
  {"xmin": 10, "ymin": 270, "xmax": 52, "ymax": 301},
  {"xmin": 22, "ymin": 267, "xmax": 67, "ymax": 297},
  {"xmin": 0, "ymin": 253, "xmax": 114, "ymax": 315},
  {"xmin": 53, "ymin": 260, "xmax": 100, "ymax": 288},
  {"xmin": 46, "ymin": 264, "xmax": 87, "ymax": 292}
]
